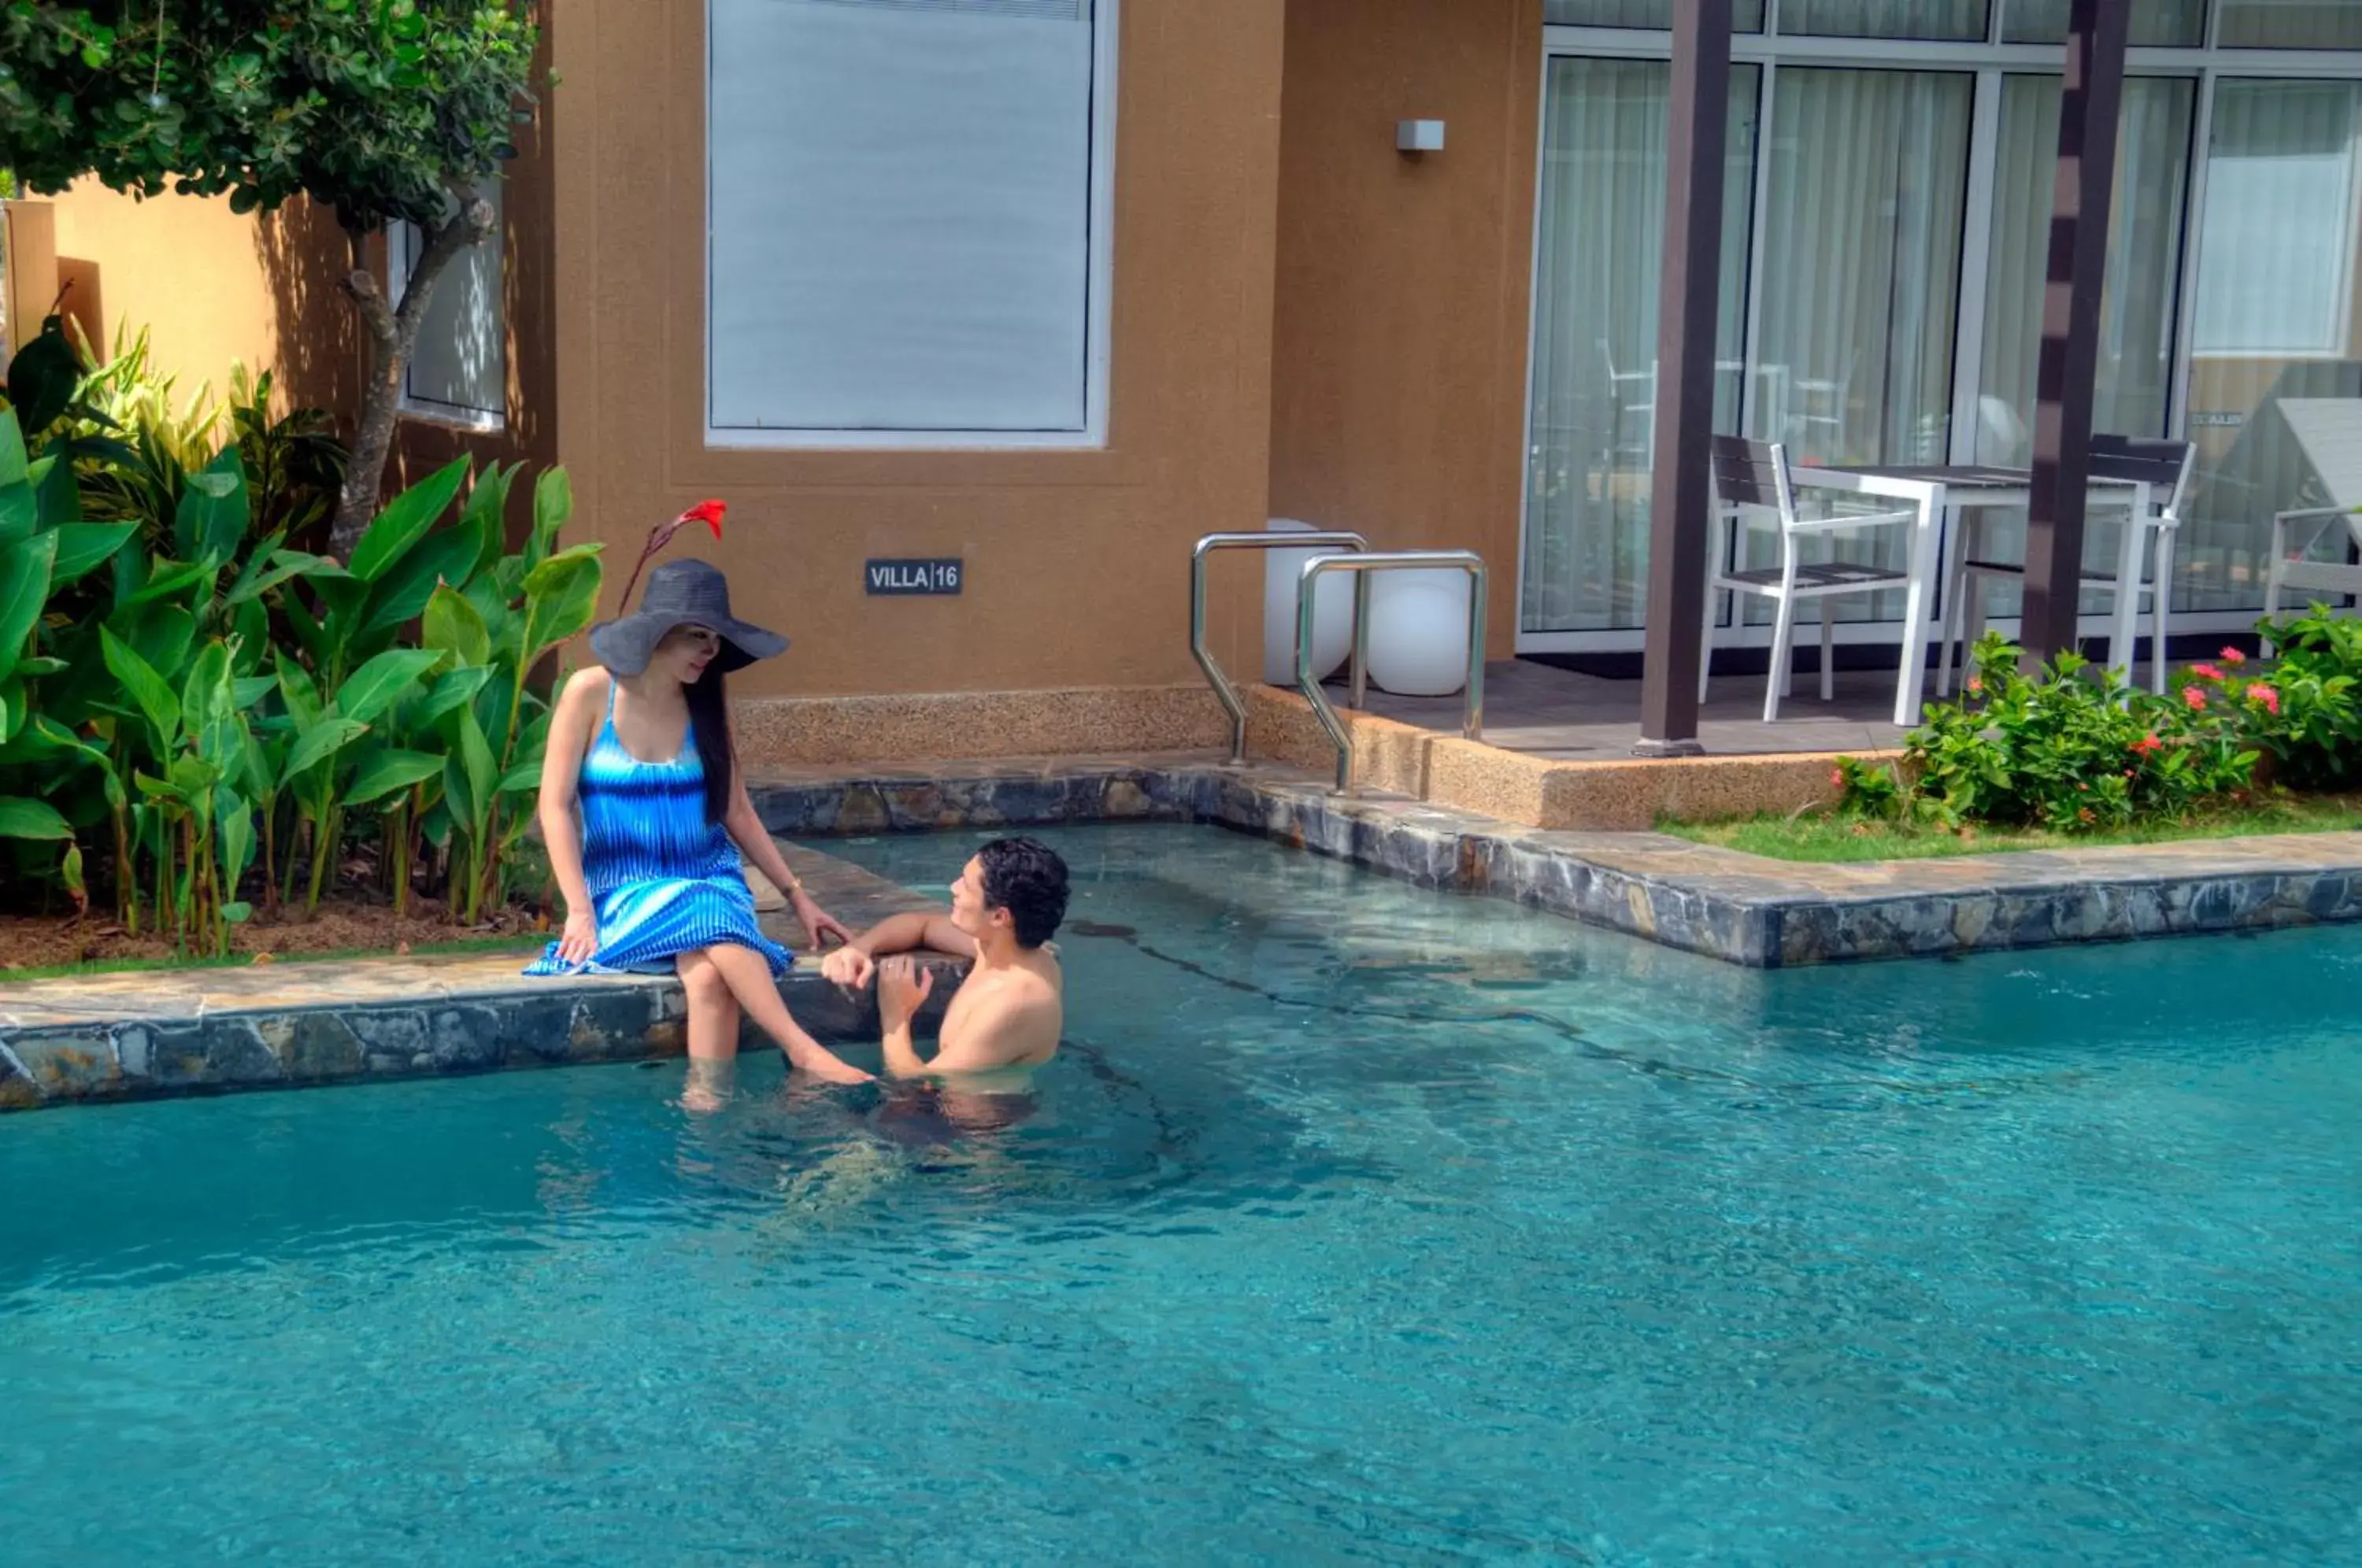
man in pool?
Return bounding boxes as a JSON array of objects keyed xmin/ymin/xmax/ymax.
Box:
[{"xmin": 819, "ymin": 837, "xmax": 1069, "ymax": 1080}]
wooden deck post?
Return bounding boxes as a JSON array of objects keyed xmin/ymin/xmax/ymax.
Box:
[
  {"xmin": 2021, "ymin": 0, "xmax": 2131, "ymax": 668},
  {"xmin": 1635, "ymin": 0, "xmax": 1734, "ymax": 757}
]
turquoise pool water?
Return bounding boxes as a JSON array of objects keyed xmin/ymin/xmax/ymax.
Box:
[{"xmin": 4, "ymin": 823, "xmax": 2358, "ymax": 1564}]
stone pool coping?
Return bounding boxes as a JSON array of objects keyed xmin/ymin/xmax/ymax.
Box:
[
  {"xmin": 0, "ymin": 844, "xmax": 968, "ymax": 1111},
  {"xmin": 745, "ymin": 753, "xmax": 2362, "ymax": 970},
  {"xmin": 10, "ymin": 751, "xmax": 2362, "ymax": 1109}
]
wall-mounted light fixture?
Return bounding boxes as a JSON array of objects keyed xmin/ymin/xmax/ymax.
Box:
[{"xmin": 1395, "ymin": 120, "xmax": 1446, "ymax": 154}]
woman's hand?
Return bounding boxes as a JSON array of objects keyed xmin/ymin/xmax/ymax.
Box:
[
  {"xmin": 879, "ymin": 955, "xmax": 935, "ymax": 1028},
  {"xmin": 792, "ymin": 889, "xmax": 853, "ymax": 952},
  {"xmin": 557, "ymin": 908, "xmax": 598, "ymax": 967}
]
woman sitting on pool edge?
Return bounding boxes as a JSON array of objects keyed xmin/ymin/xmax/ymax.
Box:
[{"xmin": 529, "ymin": 557, "xmax": 872, "ymax": 1104}]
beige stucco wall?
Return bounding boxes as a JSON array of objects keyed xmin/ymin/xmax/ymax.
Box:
[
  {"xmin": 33, "ymin": 181, "xmax": 361, "ymax": 421},
  {"xmin": 550, "ymin": 0, "xmax": 1290, "ymax": 701},
  {"xmin": 24, "ymin": 62, "xmax": 558, "ymax": 533},
  {"xmin": 1265, "ymin": 0, "xmax": 1542, "ymax": 660}
]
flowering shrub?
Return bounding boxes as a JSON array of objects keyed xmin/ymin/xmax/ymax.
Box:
[
  {"xmin": 1838, "ymin": 634, "xmax": 2257, "ymax": 833},
  {"xmin": 2232, "ymin": 607, "xmax": 2362, "ymax": 790}
]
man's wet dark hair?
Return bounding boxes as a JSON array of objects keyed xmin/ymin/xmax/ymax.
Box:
[{"xmin": 976, "ymin": 838, "xmax": 1069, "ymax": 949}]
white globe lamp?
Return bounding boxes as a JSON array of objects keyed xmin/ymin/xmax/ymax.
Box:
[
  {"xmin": 1367, "ymin": 568, "xmax": 1474, "ymax": 697},
  {"xmin": 1262, "ymin": 518, "xmax": 1357, "ymax": 686}
]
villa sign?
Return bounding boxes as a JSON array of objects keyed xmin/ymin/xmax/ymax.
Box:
[{"xmin": 864, "ymin": 558, "xmax": 963, "ymax": 596}]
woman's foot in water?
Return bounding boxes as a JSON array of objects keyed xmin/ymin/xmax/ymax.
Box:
[
  {"xmin": 681, "ymin": 1056, "xmax": 737, "ymax": 1112},
  {"xmin": 783, "ymin": 1030, "xmax": 874, "ymax": 1086}
]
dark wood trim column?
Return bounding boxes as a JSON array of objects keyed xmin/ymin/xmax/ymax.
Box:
[
  {"xmin": 2021, "ymin": 0, "xmax": 2131, "ymax": 666},
  {"xmin": 1635, "ymin": 0, "xmax": 1734, "ymax": 756}
]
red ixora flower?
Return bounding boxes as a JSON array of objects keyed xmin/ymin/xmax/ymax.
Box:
[
  {"xmin": 683, "ymin": 498, "xmax": 727, "ymax": 539},
  {"xmin": 2220, "ymin": 646, "xmax": 2249, "ymax": 667},
  {"xmin": 2131, "ymin": 733, "xmax": 2164, "ymax": 757},
  {"xmin": 1966, "ymin": 675, "xmax": 1984, "ymax": 694},
  {"xmin": 2249, "ymin": 682, "xmax": 2282, "ymax": 716},
  {"xmin": 2190, "ymin": 662, "xmax": 2226, "ymax": 682},
  {"xmin": 2183, "ymin": 684, "xmax": 2209, "ymax": 712}
]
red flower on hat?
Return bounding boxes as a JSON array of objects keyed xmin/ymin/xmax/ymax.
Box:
[{"xmin": 684, "ymin": 499, "xmax": 727, "ymax": 539}]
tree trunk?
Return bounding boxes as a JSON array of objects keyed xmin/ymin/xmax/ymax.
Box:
[{"xmin": 326, "ymin": 189, "xmax": 498, "ymax": 560}]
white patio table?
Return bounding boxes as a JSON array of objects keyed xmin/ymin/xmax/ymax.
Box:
[{"xmin": 1784, "ymin": 462, "xmax": 2148, "ymax": 727}]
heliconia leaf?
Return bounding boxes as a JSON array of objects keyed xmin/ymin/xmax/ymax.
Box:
[
  {"xmin": 343, "ymin": 749, "xmax": 449, "ymax": 807},
  {"xmin": 348, "ymin": 458, "xmax": 468, "ymax": 583},
  {"xmin": 0, "ymin": 796, "xmax": 72, "ymax": 840}
]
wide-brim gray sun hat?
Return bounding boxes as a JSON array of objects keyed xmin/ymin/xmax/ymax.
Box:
[{"xmin": 588, "ymin": 559, "xmax": 787, "ymax": 676}]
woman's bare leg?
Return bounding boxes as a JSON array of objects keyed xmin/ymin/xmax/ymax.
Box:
[
  {"xmin": 696, "ymin": 943, "xmax": 871, "ymax": 1085},
  {"xmin": 676, "ymin": 950, "xmax": 743, "ymax": 1061},
  {"xmin": 675, "ymin": 950, "xmax": 744, "ymax": 1111}
]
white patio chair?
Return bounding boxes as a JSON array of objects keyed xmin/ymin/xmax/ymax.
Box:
[
  {"xmin": 1944, "ymin": 435, "xmax": 2194, "ymax": 694},
  {"xmin": 2264, "ymin": 398, "xmax": 2362, "ymax": 627},
  {"xmin": 1699, "ymin": 435, "xmax": 1920, "ymax": 723}
]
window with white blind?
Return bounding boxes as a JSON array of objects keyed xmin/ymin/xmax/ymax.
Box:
[
  {"xmin": 705, "ymin": 0, "xmax": 1116, "ymax": 448},
  {"xmin": 389, "ymin": 179, "xmax": 508, "ymax": 429}
]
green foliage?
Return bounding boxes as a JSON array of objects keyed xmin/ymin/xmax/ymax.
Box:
[
  {"xmin": 0, "ymin": 401, "xmax": 592, "ymax": 952},
  {"xmin": 1839, "ymin": 634, "xmax": 2259, "ymax": 834},
  {"xmin": 0, "ymin": 2, "xmax": 539, "ymax": 232},
  {"xmin": 2242, "ymin": 608, "xmax": 2362, "ymax": 790}
]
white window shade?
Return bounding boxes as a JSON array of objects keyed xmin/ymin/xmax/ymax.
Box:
[
  {"xmin": 2194, "ymin": 81, "xmax": 2362, "ymax": 359},
  {"xmin": 393, "ymin": 179, "xmax": 507, "ymax": 427},
  {"xmin": 707, "ymin": 0, "xmax": 1113, "ymax": 445}
]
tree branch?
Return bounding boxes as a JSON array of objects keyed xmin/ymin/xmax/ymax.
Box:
[{"xmin": 326, "ymin": 185, "xmax": 500, "ymax": 558}]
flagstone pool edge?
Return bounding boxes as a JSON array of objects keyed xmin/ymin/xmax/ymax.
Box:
[{"xmin": 7, "ymin": 756, "xmax": 2361, "ymax": 1108}]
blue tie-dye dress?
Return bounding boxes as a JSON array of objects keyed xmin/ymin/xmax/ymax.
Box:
[{"xmin": 524, "ymin": 684, "xmax": 794, "ymax": 978}]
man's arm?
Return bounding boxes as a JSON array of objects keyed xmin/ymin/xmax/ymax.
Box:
[
  {"xmin": 819, "ymin": 909, "xmax": 974, "ymax": 990},
  {"xmin": 877, "ymin": 956, "xmax": 937, "ymax": 1077}
]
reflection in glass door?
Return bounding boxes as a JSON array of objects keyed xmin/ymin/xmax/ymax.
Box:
[
  {"xmin": 2181, "ymin": 79, "xmax": 2362, "ymax": 615},
  {"xmin": 1520, "ymin": 58, "xmax": 1759, "ymax": 634}
]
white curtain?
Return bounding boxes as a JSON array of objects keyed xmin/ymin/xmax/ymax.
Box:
[
  {"xmin": 2181, "ymin": 79, "xmax": 2362, "ymax": 612},
  {"xmin": 1746, "ymin": 68, "xmax": 1971, "ymax": 621},
  {"xmin": 1543, "ymin": 0, "xmax": 1765, "ymax": 28},
  {"xmin": 1521, "ymin": 59, "xmax": 1758, "ymax": 634},
  {"xmin": 1966, "ymin": 76, "xmax": 2193, "ymax": 619},
  {"xmin": 2217, "ymin": 1, "xmax": 2362, "ymax": 50},
  {"xmin": 1778, "ymin": 0, "xmax": 1986, "ymax": 39},
  {"xmin": 2002, "ymin": 0, "xmax": 2205, "ymax": 45},
  {"xmin": 1979, "ymin": 75, "xmax": 2194, "ymax": 467}
]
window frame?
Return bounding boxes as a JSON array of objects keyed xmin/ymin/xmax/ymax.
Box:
[
  {"xmin": 701, "ymin": 0, "xmax": 1120, "ymax": 453},
  {"xmin": 384, "ymin": 185, "xmax": 510, "ymax": 435}
]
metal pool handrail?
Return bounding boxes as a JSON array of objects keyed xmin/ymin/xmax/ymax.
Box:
[
  {"xmin": 1190, "ymin": 531, "xmax": 1370, "ymax": 762},
  {"xmin": 1297, "ymin": 551, "xmax": 1488, "ymax": 792}
]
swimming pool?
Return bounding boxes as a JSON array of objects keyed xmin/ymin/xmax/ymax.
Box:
[{"xmin": 4, "ymin": 823, "xmax": 2356, "ymax": 1563}]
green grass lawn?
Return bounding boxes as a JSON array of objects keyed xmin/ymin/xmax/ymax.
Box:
[
  {"xmin": 0, "ymin": 935, "xmax": 546, "ymax": 986},
  {"xmin": 1664, "ymin": 794, "xmax": 2362, "ymax": 863}
]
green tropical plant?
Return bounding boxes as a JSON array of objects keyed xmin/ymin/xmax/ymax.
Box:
[
  {"xmin": 0, "ymin": 401, "xmax": 594, "ymax": 953},
  {"xmin": 0, "ymin": 0, "xmax": 544, "ymax": 557}
]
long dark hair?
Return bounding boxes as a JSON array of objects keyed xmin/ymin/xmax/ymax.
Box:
[{"xmin": 684, "ymin": 663, "xmax": 735, "ymax": 823}]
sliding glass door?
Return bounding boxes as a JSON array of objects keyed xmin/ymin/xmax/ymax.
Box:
[
  {"xmin": 1520, "ymin": 10, "xmax": 2362, "ymax": 653},
  {"xmin": 1522, "ymin": 59, "xmax": 1758, "ymax": 634}
]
